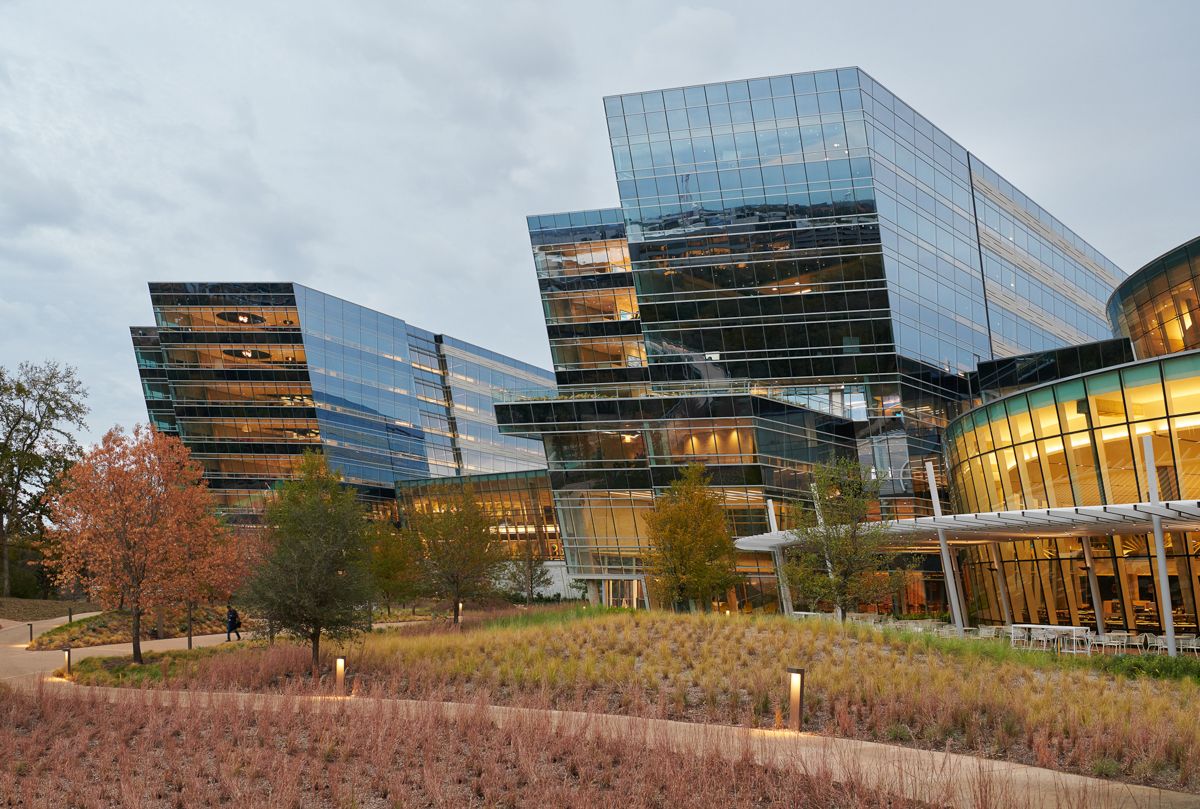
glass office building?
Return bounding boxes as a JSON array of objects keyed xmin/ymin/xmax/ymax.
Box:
[
  {"xmin": 130, "ymin": 282, "xmax": 553, "ymax": 521},
  {"xmin": 497, "ymin": 68, "xmax": 1124, "ymax": 604}
]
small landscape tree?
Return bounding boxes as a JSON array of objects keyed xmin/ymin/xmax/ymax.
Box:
[
  {"xmin": 408, "ymin": 483, "xmax": 506, "ymax": 624},
  {"xmin": 42, "ymin": 425, "xmax": 212, "ymax": 664},
  {"xmin": 242, "ymin": 453, "xmax": 374, "ymax": 672},
  {"xmin": 500, "ymin": 537, "xmax": 554, "ymax": 605},
  {"xmin": 784, "ymin": 458, "xmax": 909, "ymax": 621},
  {"xmin": 642, "ymin": 463, "xmax": 740, "ymax": 612},
  {"xmin": 368, "ymin": 518, "xmax": 423, "ymax": 617}
]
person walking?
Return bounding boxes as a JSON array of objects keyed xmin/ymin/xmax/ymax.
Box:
[{"xmin": 225, "ymin": 604, "xmax": 241, "ymax": 641}]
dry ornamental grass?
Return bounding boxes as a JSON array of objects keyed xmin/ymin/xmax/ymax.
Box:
[
  {"xmin": 0, "ymin": 685, "xmax": 935, "ymax": 809},
  {"xmin": 68, "ymin": 610, "xmax": 1200, "ymax": 793}
]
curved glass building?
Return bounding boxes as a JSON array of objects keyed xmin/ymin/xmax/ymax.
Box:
[
  {"xmin": 945, "ymin": 351, "xmax": 1200, "ymax": 513},
  {"xmin": 1108, "ymin": 235, "xmax": 1200, "ymax": 359},
  {"xmin": 943, "ymin": 235, "xmax": 1200, "ymax": 632}
]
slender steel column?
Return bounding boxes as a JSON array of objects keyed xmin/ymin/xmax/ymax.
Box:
[
  {"xmin": 1143, "ymin": 436, "xmax": 1177, "ymax": 657},
  {"xmin": 989, "ymin": 542, "xmax": 1013, "ymax": 625},
  {"xmin": 767, "ymin": 499, "xmax": 794, "ymax": 616},
  {"xmin": 924, "ymin": 460, "xmax": 964, "ymax": 632},
  {"xmin": 1081, "ymin": 537, "xmax": 1106, "ymax": 637}
]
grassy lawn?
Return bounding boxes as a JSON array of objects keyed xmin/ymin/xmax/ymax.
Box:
[
  {"xmin": 0, "ymin": 597, "xmax": 99, "ymax": 622},
  {"xmin": 0, "ymin": 686, "xmax": 930, "ymax": 808},
  {"xmin": 29, "ymin": 606, "xmax": 228, "ymax": 650},
  {"xmin": 63, "ymin": 610, "xmax": 1200, "ymax": 792}
]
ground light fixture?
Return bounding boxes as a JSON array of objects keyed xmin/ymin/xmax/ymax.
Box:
[
  {"xmin": 63, "ymin": 647, "xmax": 71, "ymax": 676},
  {"xmin": 335, "ymin": 656, "xmax": 346, "ymax": 694},
  {"xmin": 28, "ymin": 623, "xmax": 32, "ymax": 643},
  {"xmin": 786, "ymin": 666, "xmax": 806, "ymax": 731}
]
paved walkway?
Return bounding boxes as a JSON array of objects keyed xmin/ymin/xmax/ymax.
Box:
[
  {"xmin": 2, "ymin": 620, "xmax": 1196, "ymax": 808},
  {"xmin": 0, "ymin": 613, "xmax": 228, "ymax": 683}
]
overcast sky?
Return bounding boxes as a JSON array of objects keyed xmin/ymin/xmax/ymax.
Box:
[{"xmin": 1, "ymin": 0, "xmax": 1198, "ymax": 443}]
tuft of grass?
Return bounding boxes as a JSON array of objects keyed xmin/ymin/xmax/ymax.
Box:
[
  {"xmin": 479, "ymin": 603, "xmax": 617, "ymax": 630},
  {"xmin": 66, "ymin": 645, "xmax": 245, "ymax": 687}
]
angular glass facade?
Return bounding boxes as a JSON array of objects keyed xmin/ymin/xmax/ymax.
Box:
[
  {"xmin": 499, "ymin": 68, "xmax": 1124, "ymax": 599},
  {"xmin": 1109, "ymin": 235, "xmax": 1200, "ymax": 359},
  {"xmin": 130, "ymin": 282, "xmax": 552, "ymax": 520},
  {"xmin": 500, "ymin": 390, "xmax": 855, "ymax": 588}
]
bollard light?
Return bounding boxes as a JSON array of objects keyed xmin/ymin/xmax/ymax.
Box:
[
  {"xmin": 724, "ymin": 609, "xmax": 731, "ymax": 616},
  {"xmin": 335, "ymin": 656, "xmax": 346, "ymax": 694},
  {"xmin": 68, "ymin": 607, "xmax": 73, "ymax": 623},
  {"xmin": 28, "ymin": 623, "xmax": 33, "ymax": 643},
  {"xmin": 64, "ymin": 647, "xmax": 71, "ymax": 676},
  {"xmin": 786, "ymin": 666, "xmax": 806, "ymax": 731}
]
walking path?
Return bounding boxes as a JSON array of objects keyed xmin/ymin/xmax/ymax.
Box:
[
  {"xmin": 0, "ymin": 613, "xmax": 227, "ymax": 682},
  {"xmin": 2, "ymin": 619, "xmax": 1195, "ymax": 809}
]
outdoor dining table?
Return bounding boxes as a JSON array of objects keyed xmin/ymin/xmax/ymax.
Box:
[{"xmin": 1010, "ymin": 623, "xmax": 1091, "ymax": 654}]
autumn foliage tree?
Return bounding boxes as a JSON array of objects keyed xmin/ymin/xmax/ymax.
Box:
[{"xmin": 42, "ymin": 425, "xmax": 225, "ymax": 663}]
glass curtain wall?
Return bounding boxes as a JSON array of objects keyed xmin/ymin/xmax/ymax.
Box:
[
  {"xmin": 396, "ymin": 469, "xmax": 563, "ymax": 560},
  {"xmin": 961, "ymin": 535, "xmax": 1200, "ymax": 633},
  {"xmin": 1108, "ymin": 236, "xmax": 1200, "ymax": 359},
  {"xmin": 946, "ymin": 351, "xmax": 1200, "ymax": 512}
]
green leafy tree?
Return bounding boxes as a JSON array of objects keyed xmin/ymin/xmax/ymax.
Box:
[
  {"xmin": 407, "ymin": 483, "xmax": 506, "ymax": 624},
  {"xmin": 642, "ymin": 463, "xmax": 740, "ymax": 612},
  {"xmin": 368, "ymin": 518, "xmax": 423, "ymax": 617},
  {"xmin": 242, "ymin": 453, "xmax": 373, "ymax": 671},
  {"xmin": 0, "ymin": 361, "xmax": 88, "ymax": 597},
  {"xmin": 500, "ymin": 537, "xmax": 554, "ymax": 605},
  {"xmin": 785, "ymin": 458, "xmax": 910, "ymax": 621}
]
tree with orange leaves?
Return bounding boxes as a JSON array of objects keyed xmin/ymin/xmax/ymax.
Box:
[{"xmin": 43, "ymin": 424, "xmax": 229, "ymax": 663}]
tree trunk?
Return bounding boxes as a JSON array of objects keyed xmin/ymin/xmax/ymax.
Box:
[
  {"xmin": 131, "ymin": 604, "xmax": 143, "ymax": 664},
  {"xmin": 186, "ymin": 602, "xmax": 194, "ymax": 650},
  {"xmin": 1, "ymin": 528, "xmax": 9, "ymax": 598},
  {"xmin": 268, "ymin": 620, "xmax": 276, "ymax": 645},
  {"xmin": 311, "ymin": 628, "xmax": 320, "ymax": 677}
]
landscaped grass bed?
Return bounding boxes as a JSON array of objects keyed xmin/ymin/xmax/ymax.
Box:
[
  {"xmin": 0, "ymin": 686, "xmax": 930, "ymax": 809},
  {"xmin": 0, "ymin": 597, "xmax": 99, "ymax": 622},
  {"xmin": 72, "ymin": 610, "xmax": 1200, "ymax": 792},
  {"xmin": 29, "ymin": 606, "xmax": 228, "ymax": 650}
]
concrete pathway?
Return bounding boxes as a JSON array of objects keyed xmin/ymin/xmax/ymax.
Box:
[
  {"xmin": 0, "ymin": 613, "xmax": 227, "ymax": 683},
  {"xmin": 2, "ymin": 620, "xmax": 1196, "ymax": 809}
]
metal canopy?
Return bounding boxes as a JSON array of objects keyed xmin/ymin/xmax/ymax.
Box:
[{"xmin": 734, "ymin": 499, "xmax": 1200, "ymax": 553}]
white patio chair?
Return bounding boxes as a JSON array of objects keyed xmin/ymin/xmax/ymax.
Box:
[{"xmin": 1029, "ymin": 627, "xmax": 1054, "ymax": 651}]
